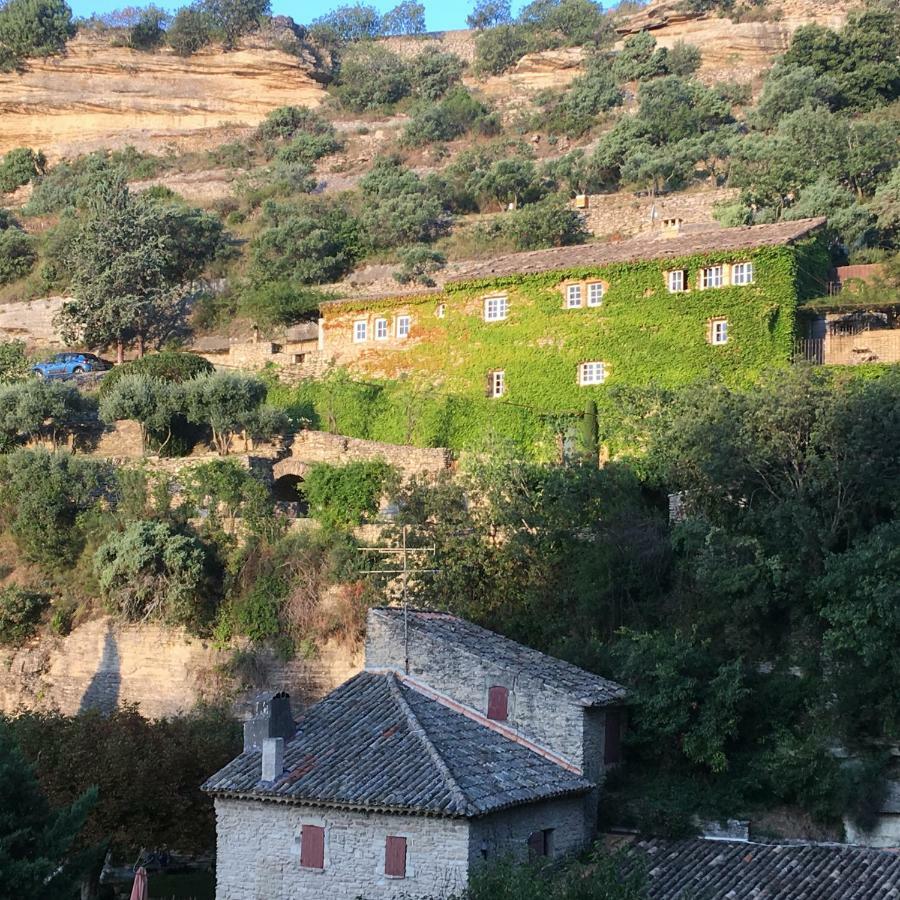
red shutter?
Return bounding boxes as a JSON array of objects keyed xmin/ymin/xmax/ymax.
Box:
[
  {"xmin": 385, "ymin": 836, "xmax": 407, "ymax": 878},
  {"xmin": 487, "ymin": 686, "xmax": 509, "ymax": 721},
  {"xmin": 604, "ymin": 707, "xmax": 622, "ymax": 765},
  {"xmin": 300, "ymin": 824, "xmax": 324, "ymax": 869}
]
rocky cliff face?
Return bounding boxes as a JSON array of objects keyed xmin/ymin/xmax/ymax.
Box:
[
  {"xmin": 0, "ymin": 616, "xmax": 362, "ymax": 720},
  {"xmin": 0, "ymin": 32, "xmax": 326, "ymax": 160}
]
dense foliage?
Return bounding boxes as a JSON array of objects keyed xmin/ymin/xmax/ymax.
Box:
[
  {"xmin": 0, "ymin": 722, "xmax": 97, "ymax": 899},
  {"xmin": 0, "ymin": 0, "xmax": 74, "ymax": 71}
]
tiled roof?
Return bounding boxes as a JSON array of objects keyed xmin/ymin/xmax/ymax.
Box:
[
  {"xmin": 370, "ymin": 608, "xmax": 626, "ymax": 707},
  {"xmin": 202, "ymin": 671, "xmax": 591, "ymax": 817},
  {"xmin": 448, "ymin": 218, "xmax": 826, "ymax": 284},
  {"xmin": 621, "ymin": 837, "xmax": 900, "ymax": 899}
]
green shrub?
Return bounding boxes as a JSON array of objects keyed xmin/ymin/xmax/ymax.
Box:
[
  {"xmin": 230, "ymin": 573, "xmax": 285, "ymax": 640},
  {"xmin": 310, "ymin": 3, "xmax": 381, "ymax": 43},
  {"xmin": 473, "ymin": 23, "xmax": 528, "ymax": 75},
  {"xmin": 249, "ymin": 198, "xmax": 362, "ymax": 285},
  {"xmin": 410, "ymin": 47, "xmax": 465, "ymax": 100},
  {"xmin": 481, "ymin": 194, "xmax": 589, "ymax": 250},
  {"xmin": 667, "ymin": 39, "xmax": 702, "ymax": 76},
  {"xmin": 0, "ymin": 226, "xmax": 35, "ymax": 284},
  {"xmin": 0, "ymin": 340, "xmax": 29, "ymax": 383},
  {"xmin": 238, "ymin": 280, "xmax": 327, "ymax": 327},
  {"xmin": 257, "ymin": 106, "xmax": 341, "ymax": 166},
  {"xmin": 0, "ymin": 147, "xmax": 45, "ymax": 193},
  {"xmin": 303, "ymin": 460, "xmax": 395, "ymax": 528},
  {"xmin": 0, "ymin": 378, "xmax": 88, "ymax": 447},
  {"xmin": 99, "ymin": 351, "xmax": 214, "ymax": 398},
  {"xmin": 0, "ymin": 587, "xmax": 48, "ymax": 645},
  {"xmin": 613, "ymin": 31, "xmax": 669, "ymax": 82},
  {"xmin": 181, "ymin": 457, "xmax": 276, "ymax": 535},
  {"xmin": 95, "ymin": 520, "xmax": 211, "ymax": 627},
  {"xmin": 0, "ymin": 450, "xmax": 112, "ymax": 569},
  {"xmin": 167, "ymin": 4, "xmax": 213, "ymax": 55},
  {"xmin": 394, "ymin": 245, "xmax": 446, "ymax": 286},
  {"xmin": 402, "ymin": 88, "xmax": 500, "ymax": 147},
  {"xmin": 380, "ymin": 0, "xmax": 425, "ymax": 36},
  {"xmin": 467, "ymin": 0, "xmax": 511, "ymax": 30},
  {"xmin": 0, "ymin": 0, "xmax": 74, "ymax": 70},
  {"xmin": 333, "ymin": 43, "xmax": 412, "ymax": 111},
  {"xmin": 202, "ymin": 0, "xmax": 270, "ymax": 49},
  {"xmin": 127, "ymin": 5, "xmax": 168, "ymax": 50},
  {"xmin": 537, "ymin": 62, "xmax": 623, "ymax": 137},
  {"xmin": 99, "ymin": 374, "xmax": 184, "ymax": 454}
]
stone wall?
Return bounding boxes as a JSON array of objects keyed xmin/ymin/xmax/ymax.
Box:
[
  {"xmin": 469, "ymin": 796, "xmax": 589, "ymax": 866},
  {"xmin": 574, "ymin": 188, "xmax": 739, "ymax": 239},
  {"xmin": 365, "ymin": 612, "xmax": 589, "ymax": 774},
  {"xmin": 213, "ymin": 797, "xmax": 470, "ymax": 900},
  {"xmin": 824, "ymin": 329, "xmax": 900, "ymax": 365},
  {"xmin": 0, "ymin": 617, "xmax": 361, "ymax": 720},
  {"xmin": 274, "ymin": 430, "xmax": 452, "ymax": 482}
]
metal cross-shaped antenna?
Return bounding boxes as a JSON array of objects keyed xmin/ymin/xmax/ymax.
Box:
[{"xmin": 359, "ymin": 524, "xmax": 438, "ymax": 674}]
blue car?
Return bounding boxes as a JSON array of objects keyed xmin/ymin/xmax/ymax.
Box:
[{"xmin": 33, "ymin": 352, "xmax": 111, "ymax": 380}]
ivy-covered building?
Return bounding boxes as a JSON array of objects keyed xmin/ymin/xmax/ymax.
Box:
[{"xmin": 319, "ymin": 218, "xmax": 828, "ymax": 410}]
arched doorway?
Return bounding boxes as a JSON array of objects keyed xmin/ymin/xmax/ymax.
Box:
[{"xmin": 272, "ymin": 473, "xmax": 309, "ymax": 514}]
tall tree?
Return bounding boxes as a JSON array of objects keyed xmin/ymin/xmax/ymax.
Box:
[
  {"xmin": 0, "ymin": 721, "xmax": 97, "ymax": 899},
  {"xmin": 56, "ymin": 176, "xmax": 225, "ymax": 362}
]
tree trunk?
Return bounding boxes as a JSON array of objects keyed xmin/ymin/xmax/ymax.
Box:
[
  {"xmin": 136, "ymin": 333, "xmax": 145, "ymax": 358},
  {"xmin": 116, "ymin": 340, "xmax": 124, "ymax": 365}
]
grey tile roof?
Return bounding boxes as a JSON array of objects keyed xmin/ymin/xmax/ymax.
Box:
[
  {"xmin": 447, "ymin": 218, "xmax": 827, "ymax": 284},
  {"xmin": 202, "ymin": 671, "xmax": 591, "ymax": 818},
  {"xmin": 621, "ymin": 837, "xmax": 900, "ymax": 899},
  {"xmin": 370, "ymin": 608, "xmax": 626, "ymax": 707}
]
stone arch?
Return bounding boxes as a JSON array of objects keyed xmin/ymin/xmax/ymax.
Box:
[{"xmin": 271, "ymin": 459, "xmax": 310, "ymax": 513}]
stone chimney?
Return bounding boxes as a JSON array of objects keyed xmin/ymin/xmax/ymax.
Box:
[
  {"xmin": 261, "ymin": 737, "xmax": 285, "ymax": 781},
  {"xmin": 243, "ymin": 691, "xmax": 295, "ymax": 752},
  {"xmin": 662, "ymin": 217, "xmax": 683, "ymax": 236}
]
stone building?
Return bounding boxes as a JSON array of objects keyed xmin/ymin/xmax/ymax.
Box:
[
  {"xmin": 317, "ymin": 218, "xmax": 828, "ymax": 406},
  {"xmin": 203, "ymin": 608, "xmax": 627, "ymax": 900}
]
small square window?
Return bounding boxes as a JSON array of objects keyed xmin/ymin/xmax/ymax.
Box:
[
  {"xmin": 374, "ymin": 318, "xmax": 388, "ymax": 340},
  {"xmin": 484, "ymin": 295, "xmax": 508, "ymax": 322},
  {"xmin": 732, "ymin": 262, "xmax": 754, "ymax": 286},
  {"xmin": 353, "ymin": 321, "xmax": 367, "ymax": 343},
  {"xmin": 396, "ymin": 315, "xmax": 410, "ymax": 339},
  {"xmin": 587, "ymin": 282, "xmax": 605, "ymax": 307},
  {"xmin": 710, "ymin": 319, "xmax": 728, "ymax": 345},
  {"xmin": 488, "ymin": 370, "xmax": 505, "ymax": 398},
  {"xmin": 579, "ymin": 362, "xmax": 606, "ymax": 386},
  {"xmin": 565, "ymin": 284, "xmax": 582, "ymax": 308},
  {"xmin": 385, "ymin": 836, "xmax": 407, "ymax": 878},
  {"xmin": 701, "ymin": 266, "xmax": 724, "ymax": 289},
  {"xmin": 667, "ymin": 270, "xmax": 687, "ymax": 293}
]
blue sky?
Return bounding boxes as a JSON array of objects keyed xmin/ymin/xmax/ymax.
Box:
[{"xmin": 68, "ymin": 0, "xmax": 531, "ymax": 33}]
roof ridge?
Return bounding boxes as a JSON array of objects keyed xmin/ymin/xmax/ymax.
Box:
[{"xmin": 384, "ymin": 672, "xmax": 472, "ymax": 816}]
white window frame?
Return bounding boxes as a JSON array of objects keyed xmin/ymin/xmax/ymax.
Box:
[
  {"xmin": 579, "ymin": 361, "xmax": 606, "ymax": 386},
  {"xmin": 435, "ymin": 303, "xmax": 445, "ymax": 319},
  {"xmin": 489, "ymin": 370, "xmax": 505, "ymax": 398},
  {"xmin": 396, "ymin": 315, "xmax": 410, "ymax": 339},
  {"xmin": 667, "ymin": 270, "xmax": 687, "ymax": 293},
  {"xmin": 701, "ymin": 265, "xmax": 724, "ymax": 289},
  {"xmin": 587, "ymin": 282, "xmax": 605, "ymax": 307},
  {"xmin": 565, "ymin": 284, "xmax": 583, "ymax": 309},
  {"xmin": 731, "ymin": 262, "xmax": 754, "ymax": 286},
  {"xmin": 374, "ymin": 318, "xmax": 388, "ymax": 340},
  {"xmin": 484, "ymin": 295, "xmax": 508, "ymax": 322},
  {"xmin": 710, "ymin": 318, "xmax": 729, "ymax": 345},
  {"xmin": 353, "ymin": 320, "xmax": 367, "ymax": 343}
]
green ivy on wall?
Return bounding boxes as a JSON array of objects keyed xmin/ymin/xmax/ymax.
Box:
[{"xmin": 269, "ymin": 237, "xmax": 828, "ymax": 456}]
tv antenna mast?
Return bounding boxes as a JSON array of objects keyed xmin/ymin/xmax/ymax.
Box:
[{"xmin": 360, "ymin": 524, "xmax": 438, "ymax": 674}]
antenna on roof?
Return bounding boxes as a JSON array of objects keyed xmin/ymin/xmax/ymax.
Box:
[{"xmin": 359, "ymin": 524, "xmax": 438, "ymax": 675}]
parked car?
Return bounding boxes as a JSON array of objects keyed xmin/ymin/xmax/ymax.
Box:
[{"xmin": 33, "ymin": 352, "xmax": 112, "ymax": 380}]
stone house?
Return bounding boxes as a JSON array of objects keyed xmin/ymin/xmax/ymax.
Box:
[
  {"xmin": 317, "ymin": 218, "xmax": 828, "ymax": 405},
  {"xmin": 203, "ymin": 608, "xmax": 627, "ymax": 900}
]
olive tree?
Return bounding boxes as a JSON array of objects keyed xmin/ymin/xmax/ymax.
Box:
[{"xmin": 99, "ymin": 374, "xmax": 183, "ymax": 455}]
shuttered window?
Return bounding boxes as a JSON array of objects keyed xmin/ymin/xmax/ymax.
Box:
[
  {"xmin": 604, "ymin": 708, "xmax": 622, "ymax": 765},
  {"xmin": 527, "ymin": 829, "xmax": 553, "ymax": 858},
  {"xmin": 487, "ymin": 685, "xmax": 509, "ymax": 721},
  {"xmin": 300, "ymin": 824, "xmax": 324, "ymax": 869},
  {"xmin": 385, "ymin": 836, "xmax": 407, "ymax": 878}
]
